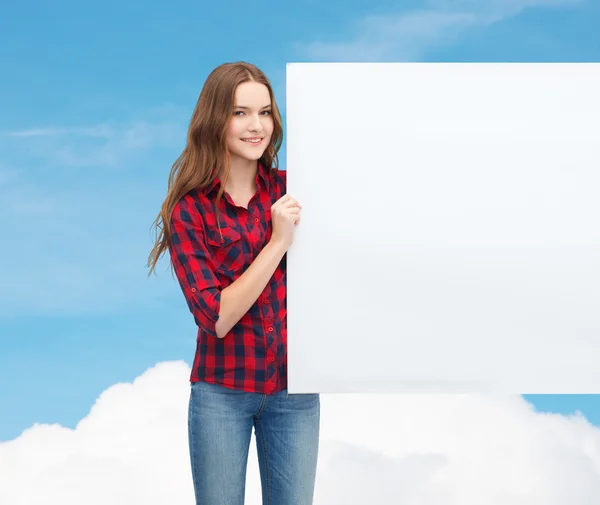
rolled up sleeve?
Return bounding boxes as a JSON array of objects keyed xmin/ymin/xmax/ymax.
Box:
[{"xmin": 169, "ymin": 198, "xmax": 221, "ymax": 337}]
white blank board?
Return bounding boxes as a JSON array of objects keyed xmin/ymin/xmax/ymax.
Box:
[{"xmin": 285, "ymin": 62, "xmax": 600, "ymax": 394}]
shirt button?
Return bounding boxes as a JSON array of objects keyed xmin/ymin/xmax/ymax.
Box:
[
  {"xmin": 255, "ymin": 217, "xmax": 259, "ymax": 223},
  {"xmin": 268, "ymin": 356, "xmax": 274, "ymax": 363},
  {"xmin": 264, "ymin": 298, "xmax": 270, "ymax": 304},
  {"xmin": 191, "ymin": 287, "xmax": 197, "ymax": 293},
  {"xmin": 267, "ymin": 326, "xmax": 273, "ymax": 332}
]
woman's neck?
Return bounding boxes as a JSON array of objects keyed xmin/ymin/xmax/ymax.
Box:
[
  {"xmin": 223, "ymin": 158, "xmax": 258, "ymax": 208},
  {"xmin": 225, "ymin": 158, "xmax": 258, "ymax": 193}
]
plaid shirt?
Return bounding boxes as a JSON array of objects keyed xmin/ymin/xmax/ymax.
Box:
[{"xmin": 169, "ymin": 163, "xmax": 288, "ymax": 394}]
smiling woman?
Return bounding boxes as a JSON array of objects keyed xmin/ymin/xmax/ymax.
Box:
[
  {"xmin": 225, "ymin": 81, "xmax": 275, "ymax": 208},
  {"xmin": 146, "ymin": 62, "xmax": 319, "ymax": 505},
  {"xmin": 230, "ymin": 93, "xmax": 273, "ymax": 148}
]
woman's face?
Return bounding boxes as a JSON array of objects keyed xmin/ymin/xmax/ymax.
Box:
[{"xmin": 226, "ymin": 81, "xmax": 274, "ymax": 165}]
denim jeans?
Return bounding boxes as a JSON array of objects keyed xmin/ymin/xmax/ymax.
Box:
[{"xmin": 188, "ymin": 380, "xmax": 320, "ymax": 505}]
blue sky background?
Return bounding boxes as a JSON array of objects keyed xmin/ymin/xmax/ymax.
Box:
[{"xmin": 1, "ymin": 0, "xmax": 599, "ymax": 441}]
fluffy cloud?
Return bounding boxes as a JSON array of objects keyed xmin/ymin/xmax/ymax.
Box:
[{"xmin": 1, "ymin": 361, "xmax": 600, "ymax": 504}]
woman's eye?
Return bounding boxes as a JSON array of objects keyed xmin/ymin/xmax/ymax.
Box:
[{"xmin": 233, "ymin": 110, "xmax": 271, "ymax": 116}]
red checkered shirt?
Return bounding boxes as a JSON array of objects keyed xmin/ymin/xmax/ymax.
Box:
[{"xmin": 169, "ymin": 163, "xmax": 288, "ymax": 394}]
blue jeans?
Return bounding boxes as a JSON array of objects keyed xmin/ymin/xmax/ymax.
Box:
[{"xmin": 188, "ymin": 380, "xmax": 320, "ymax": 505}]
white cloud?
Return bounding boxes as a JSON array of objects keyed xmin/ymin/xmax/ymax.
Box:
[
  {"xmin": 297, "ymin": 0, "xmax": 581, "ymax": 61},
  {"xmin": 1, "ymin": 104, "xmax": 186, "ymax": 169},
  {"xmin": 4, "ymin": 125, "xmax": 113, "ymax": 138},
  {"xmin": 1, "ymin": 361, "xmax": 600, "ymax": 504},
  {"xmin": 5, "ymin": 120, "xmax": 183, "ymax": 169}
]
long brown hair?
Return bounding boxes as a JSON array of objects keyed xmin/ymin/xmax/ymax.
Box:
[{"xmin": 147, "ymin": 62, "xmax": 283, "ymax": 276}]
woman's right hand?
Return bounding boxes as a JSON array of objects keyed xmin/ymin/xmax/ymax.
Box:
[{"xmin": 270, "ymin": 194, "xmax": 302, "ymax": 250}]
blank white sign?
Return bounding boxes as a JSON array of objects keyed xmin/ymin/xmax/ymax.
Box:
[{"xmin": 285, "ymin": 62, "xmax": 600, "ymax": 394}]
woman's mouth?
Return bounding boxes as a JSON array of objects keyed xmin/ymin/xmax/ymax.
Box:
[{"xmin": 240, "ymin": 137, "xmax": 264, "ymax": 146}]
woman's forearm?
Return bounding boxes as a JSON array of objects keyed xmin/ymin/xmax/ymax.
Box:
[{"xmin": 215, "ymin": 239, "xmax": 287, "ymax": 338}]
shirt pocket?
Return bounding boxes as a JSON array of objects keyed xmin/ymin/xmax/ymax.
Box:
[{"xmin": 205, "ymin": 226, "xmax": 246, "ymax": 274}]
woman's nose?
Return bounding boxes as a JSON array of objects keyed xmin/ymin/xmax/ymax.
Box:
[{"xmin": 249, "ymin": 115, "xmax": 263, "ymax": 131}]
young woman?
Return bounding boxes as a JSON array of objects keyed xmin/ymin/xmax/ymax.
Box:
[{"xmin": 147, "ymin": 62, "xmax": 320, "ymax": 505}]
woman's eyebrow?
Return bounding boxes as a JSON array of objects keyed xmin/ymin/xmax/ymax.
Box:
[{"xmin": 234, "ymin": 105, "xmax": 272, "ymax": 110}]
